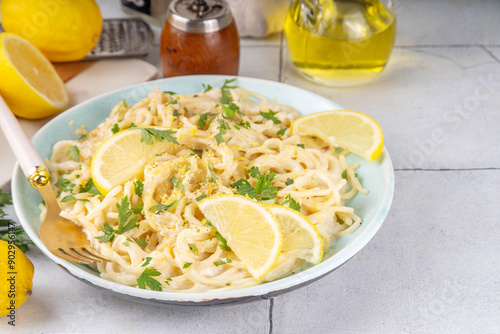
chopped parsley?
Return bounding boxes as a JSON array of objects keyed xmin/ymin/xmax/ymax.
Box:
[
  {"xmin": 202, "ymin": 83, "xmax": 213, "ymax": 92},
  {"xmin": 277, "ymin": 127, "xmax": 288, "ymax": 136},
  {"xmin": 196, "ymin": 194, "xmax": 207, "ymax": 202},
  {"xmin": 148, "ymin": 199, "xmax": 180, "ymax": 214},
  {"xmin": 220, "ymin": 78, "xmax": 237, "ymax": 104},
  {"xmin": 198, "ymin": 112, "xmax": 218, "ymax": 130},
  {"xmin": 214, "ymin": 258, "xmax": 233, "ymax": 266},
  {"xmin": 0, "ymin": 189, "xmax": 34, "ymax": 253},
  {"xmin": 280, "ymin": 194, "xmax": 301, "ymax": 212},
  {"xmin": 122, "ymin": 98, "xmax": 128, "ymax": 108},
  {"xmin": 141, "ymin": 257, "xmax": 152, "ymax": 267},
  {"xmin": 231, "ymin": 168, "xmax": 278, "ymax": 201},
  {"xmin": 170, "ymin": 176, "xmax": 185, "ymax": 193},
  {"xmin": 134, "ymin": 180, "xmax": 144, "ymax": 197},
  {"xmin": 215, "ymin": 231, "xmax": 232, "ymax": 252},
  {"xmin": 183, "ymin": 262, "xmax": 192, "ymax": 269},
  {"xmin": 111, "ymin": 123, "xmax": 120, "ymax": 134},
  {"xmin": 342, "ymin": 170, "xmax": 348, "ymax": 179},
  {"xmin": 260, "ymin": 110, "xmax": 281, "ymax": 124},
  {"xmin": 95, "ymin": 196, "xmax": 139, "ymax": 242},
  {"xmin": 285, "ymin": 178, "xmax": 294, "ymax": 186},
  {"xmin": 132, "ymin": 127, "xmax": 179, "ymax": 145},
  {"xmin": 297, "ymin": 144, "xmax": 305, "ymax": 149},
  {"xmin": 188, "ymin": 243, "xmax": 198, "ymax": 255},
  {"xmin": 54, "ymin": 176, "xmax": 75, "ymax": 196},
  {"xmin": 134, "ymin": 237, "xmax": 148, "ymax": 249},
  {"xmin": 137, "ymin": 268, "xmax": 162, "ymax": 291},
  {"xmin": 208, "ymin": 161, "xmax": 216, "ymax": 183},
  {"xmin": 66, "ymin": 146, "xmax": 80, "ymax": 162},
  {"xmin": 79, "ymin": 179, "xmax": 101, "ymax": 196}
]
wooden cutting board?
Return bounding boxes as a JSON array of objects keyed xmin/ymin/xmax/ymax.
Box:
[{"xmin": 53, "ymin": 61, "xmax": 98, "ymax": 82}]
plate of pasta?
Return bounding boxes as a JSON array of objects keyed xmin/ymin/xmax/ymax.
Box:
[{"xmin": 11, "ymin": 75, "xmax": 394, "ymax": 305}]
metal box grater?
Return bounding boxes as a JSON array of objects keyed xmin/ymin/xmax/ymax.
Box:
[{"xmin": 85, "ymin": 18, "xmax": 154, "ymax": 59}]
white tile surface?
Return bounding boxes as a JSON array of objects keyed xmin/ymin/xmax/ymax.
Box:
[{"xmin": 1, "ymin": 0, "xmax": 500, "ymax": 333}]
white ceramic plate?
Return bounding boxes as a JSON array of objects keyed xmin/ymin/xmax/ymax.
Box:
[{"xmin": 12, "ymin": 75, "xmax": 394, "ymax": 305}]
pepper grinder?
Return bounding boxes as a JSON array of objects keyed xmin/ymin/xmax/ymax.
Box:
[{"xmin": 160, "ymin": 0, "xmax": 240, "ymax": 77}]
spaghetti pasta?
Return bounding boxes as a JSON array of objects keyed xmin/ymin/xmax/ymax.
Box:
[{"xmin": 43, "ymin": 81, "xmax": 367, "ymax": 292}]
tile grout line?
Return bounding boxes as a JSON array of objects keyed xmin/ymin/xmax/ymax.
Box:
[
  {"xmin": 395, "ymin": 44, "xmax": 500, "ymax": 48},
  {"xmin": 268, "ymin": 297, "xmax": 274, "ymax": 334},
  {"xmin": 278, "ymin": 32, "xmax": 284, "ymax": 83},
  {"xmin": 395, "ymin": 167, "xmax": 500, "ymax": 172},
  {"xmin": 481, "ymin": 45, "xmax": 500, "ymax": 64}
]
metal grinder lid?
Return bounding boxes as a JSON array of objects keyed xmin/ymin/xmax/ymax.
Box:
[{"xmin": 166, "ymin": 0, "xmax": 233, "ymax": 33}]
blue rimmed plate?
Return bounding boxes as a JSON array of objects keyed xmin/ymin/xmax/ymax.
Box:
[{"xmin": 11, "ymin": 75, "xmax": 394, "ymax": 305}]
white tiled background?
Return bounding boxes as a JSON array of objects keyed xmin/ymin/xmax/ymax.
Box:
[{"xmin": 1, "ymin": 0, "xmax": 499, "ymax": 333}]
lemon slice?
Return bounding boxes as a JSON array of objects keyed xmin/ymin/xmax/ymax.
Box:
[
  {"xmin": 0, "ymin": 33, "xmax": 69, "ymax": 119},
  {"xmin": 198, "ymin": 195, "xmax": 282, "ymax": 280},
  {"xmin": 91, "ymin": 128, "xmax": 174, "ymax": 195},
  {"xmin": 265, "ymin": 204, "xmax": 323, "ymax": 265},
  {"xmin": 291, "ymin": 110, "xmax": 384, "ymax": 161}
]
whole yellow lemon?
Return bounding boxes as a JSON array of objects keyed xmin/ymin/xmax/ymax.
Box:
[
  {"xmin": 1, "ymin": 0, "xmax": 103, "ymax": 62},
  {"xmin": 0, "ymin": 240, "xmax": 34, "ymax": 317}
]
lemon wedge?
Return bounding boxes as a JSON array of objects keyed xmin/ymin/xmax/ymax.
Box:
[
  {"xmin": 0, "ymin": 33, "xmax": 69, "ymax": 119},
  {"xmin": 91, "ymin": 128, "xmax": 174, "ymax": 195},
  {"xmin": 265, "ymin": 204, "xmax": 324, "ymax": 265},
  {"xmin": 291, "ymin": 110, "xmax": 384, "ymax": 161},
  {"xmin": 198, "ymin": 195, "xmax": 282, "ymax": 280}
]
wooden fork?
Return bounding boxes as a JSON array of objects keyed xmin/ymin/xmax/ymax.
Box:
[{"xmin": 0, "ymin": 96, "xmax": 107, "ymax": 264}]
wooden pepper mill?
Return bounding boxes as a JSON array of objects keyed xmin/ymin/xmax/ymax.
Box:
[{"xmin": 160, "ymin": 0, "xmax": 240, "ymax": 77}]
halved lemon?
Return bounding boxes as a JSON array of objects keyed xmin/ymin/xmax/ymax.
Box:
[
  {"xmin": 91, "ymin": 128, "xmax": 174, "ymax": 195},
  {"xmin": 265, "ymin": 204, "xmax": 323, "ymax": 265},
  {"xmin": 198, "ymin": 195, "xmax": 282, "ymax": 280},
  {"xmin": 0, "ymin": 33, "xmax": 69, "ymax": 119},
  {"xmin": 291, "ymin": 110, "xmax": 384, "ymax": 161}
]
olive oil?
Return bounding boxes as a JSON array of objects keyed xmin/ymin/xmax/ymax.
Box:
[{"xmin": 285, "ymin": 0, "xmax": 396, "ymax": 86}]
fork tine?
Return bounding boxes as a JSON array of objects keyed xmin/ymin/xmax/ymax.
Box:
[
  {"xmin": 70, "ymin": 248, "xmax": 103, "ymax": 263},
  {"xmin": 58, "ymin": 248, "xmax": 91, "ymax": 263},
  {"xmin": 81, "ymin": 248, "xmax": 108, "ymax": 262}
]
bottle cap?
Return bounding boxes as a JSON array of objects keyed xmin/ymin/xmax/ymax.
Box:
[{"xmin": 166, "ymin": 0, "xmax": 233, "ymax": 33}]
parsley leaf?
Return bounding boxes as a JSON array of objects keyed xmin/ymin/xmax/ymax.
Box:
[
  {"xmin": 285, "ymin": 178, "xmax": 294, "ymax": 186},
  {"xmin": 297, "ymin": 144, "xmax": 305, "ymax": 149},
  {"xmin": 54, "ymin": 176, "xmax": 75, "ymax": 196},
  {"xmin": 260, "ymin": 110, "xmax": 281, "ymax": 124},
  {"xmin": 170, "ymin": 177, "xmax": 185, "ymax": 193},
  {"xmin": 202, "ymin": 83, "xmax": 213, "ymax": 92},
  {"xmin": 117, "ymin": 196, "xmax": 139, "ymax": 234},
  {"xmin": 196, "ymin": 194, "xmax": 207, "ymax": 202},
  {"xmin": 208, "ymin": 161, "xmax": 216, "ymax": 183},
  {"xmin": 221, "ymin": 105, "xmax": 235, "ymax": 119},
  {"xmin": 342, "ymin": 170, "xmax": 348, "ymax": 179},
  {"xmin": 137, "ymin": 268, "xmax": 162, "ymax": 291},
  {"xmin": 79, "ymin": 179, "xmax": 102, "ymax": 196},
  {"xmin": 142, "ymin": 257, "xmax": 152, "ymax": 267},
  {"xmin": 134, "ymin": 237, "xmax": 148, "ymax": 249},
  {"xmin": 230, "ymin": 179, "xmax": 258, "ymax": 199},
  {"xmin": 280, "ymin": 194, "xmax": 301, "ymax": 212},
  {"xmin": 148, "ymin": 199, "xmax": 179, "ymax": 214},
  {"xmin": 183, "ymin": 262, "xmax": 192, "ymax": 269},
  {"xmin": 122, "ymin": 98, "xmax": 128, "ymax": 108},
  {"xmin": 139, "ymin": 128, "xmax": 179, "ymax": 145},
  {"xmin": 111, "ymin": 123, "xmax": 120, "ymax": 134},
  {"xmin": 277, "ymin": 127, "xmax": 288, "ymax": 136},
  {"xmin": 220, "ymin": 78, "xmax": 237, "ymax": 104},
  {"xmin": 215, "ymin": 231, "xmax": 232, "ymax": 252},
  {"xmin": 246, "ymin": 166, "xmax": 260, "ymax": 178},
  {"xmin": 134, "ymin": 180, "xmax": 144, "ymax": 197},
  {"xmin": 66, "ymin": 146, "xmax": 80, "ymax": 162},
  {"xmin": 198, "ymin": 112, "xmax": 218, "ymax": 130},
  {"xmin": 255, "ymin": 172, "xmax": 278, "ymax": 201},
  {"xmin": 214, "ymin": 258, "xmax": 233, "ymax": 266},
  {"xmin": 95, "ymin": 222, "xmax": 116, "ymax": 243},
  {"xmin": 188, "ymin": 243, "xmax": 198, "ymax": 255}
]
